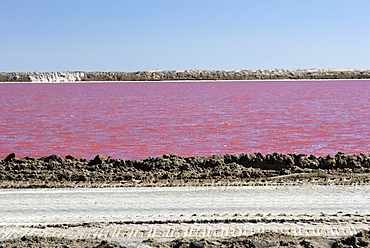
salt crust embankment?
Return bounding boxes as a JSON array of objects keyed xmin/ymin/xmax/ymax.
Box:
[
  {"xmin": 1, "ymin": 152, "xmax": 370, "ymax": 188},
  {"xmin": 1, "ymin": 68, "xmax": 370, "ymax": 82}
]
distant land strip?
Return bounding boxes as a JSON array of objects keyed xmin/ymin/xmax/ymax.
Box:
[{"xmin": 1, "ymin": 68, "xmax": 370, "ymax": 82}]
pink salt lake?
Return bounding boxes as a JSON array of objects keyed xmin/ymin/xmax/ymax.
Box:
[{"xmin": 0, "ymin": 80, "xmax": 369, "ymax": 160}]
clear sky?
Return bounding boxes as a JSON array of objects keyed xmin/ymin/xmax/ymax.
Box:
[{"xmin": 1, "ymin": 0, "xmax": 369, "ymax": 72}]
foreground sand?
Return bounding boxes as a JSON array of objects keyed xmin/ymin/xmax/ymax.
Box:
[
  {"xmin": 1, "ymin": 152, "xmax": 370, "ymax": 247},
  {"xmin": 1, "ymin": 186, "xmax": 369, "ymax": 241}
]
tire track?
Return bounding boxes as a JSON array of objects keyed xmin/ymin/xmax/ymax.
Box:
[{"xmin": 1, "ymin": 222, "xmax": 369, "ymax": 240}]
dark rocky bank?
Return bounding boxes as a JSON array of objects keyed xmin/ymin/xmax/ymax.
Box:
[
  {"xmin": 1, "ymin": 231, "xmax": 370, "ymax": 248},
  {"xmin": 1, "ymin": 68, "xmax": 370, "ymax": 82},
  {"xmin": 1, "ymin": 152, "xmax": 369, "ymax": 188}
]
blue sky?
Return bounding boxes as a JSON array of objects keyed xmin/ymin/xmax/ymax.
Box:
[{"xmin": 1, "ymin": 0, "xmax": 369, "ymax": 72}]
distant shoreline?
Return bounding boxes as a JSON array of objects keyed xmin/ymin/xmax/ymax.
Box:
[
  {"xmin": 1, "ymin": 68, "xmax": 370, "ymax": 82},
  {"xmin": 1, "ymin": 78, "xmax": 369, "ymax": 84}
]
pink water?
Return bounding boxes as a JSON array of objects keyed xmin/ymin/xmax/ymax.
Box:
[{"xmin": 0, "ymin": 80, "xmax": 369, "ymax": 160}]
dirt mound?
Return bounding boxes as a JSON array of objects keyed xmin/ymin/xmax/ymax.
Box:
[{"xmin": 1, "ymin": 152, "xmax": 370, "ymax": 188}]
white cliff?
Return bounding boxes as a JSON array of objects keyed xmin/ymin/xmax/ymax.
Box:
[{"xmin": 27, "ymin": 72, "xmax": 85, "ymax": 82}]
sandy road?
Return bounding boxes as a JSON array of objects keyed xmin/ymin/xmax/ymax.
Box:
[{"xmin": 1, "ymin": 185, "xmax": 370, "ymax": 240}]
